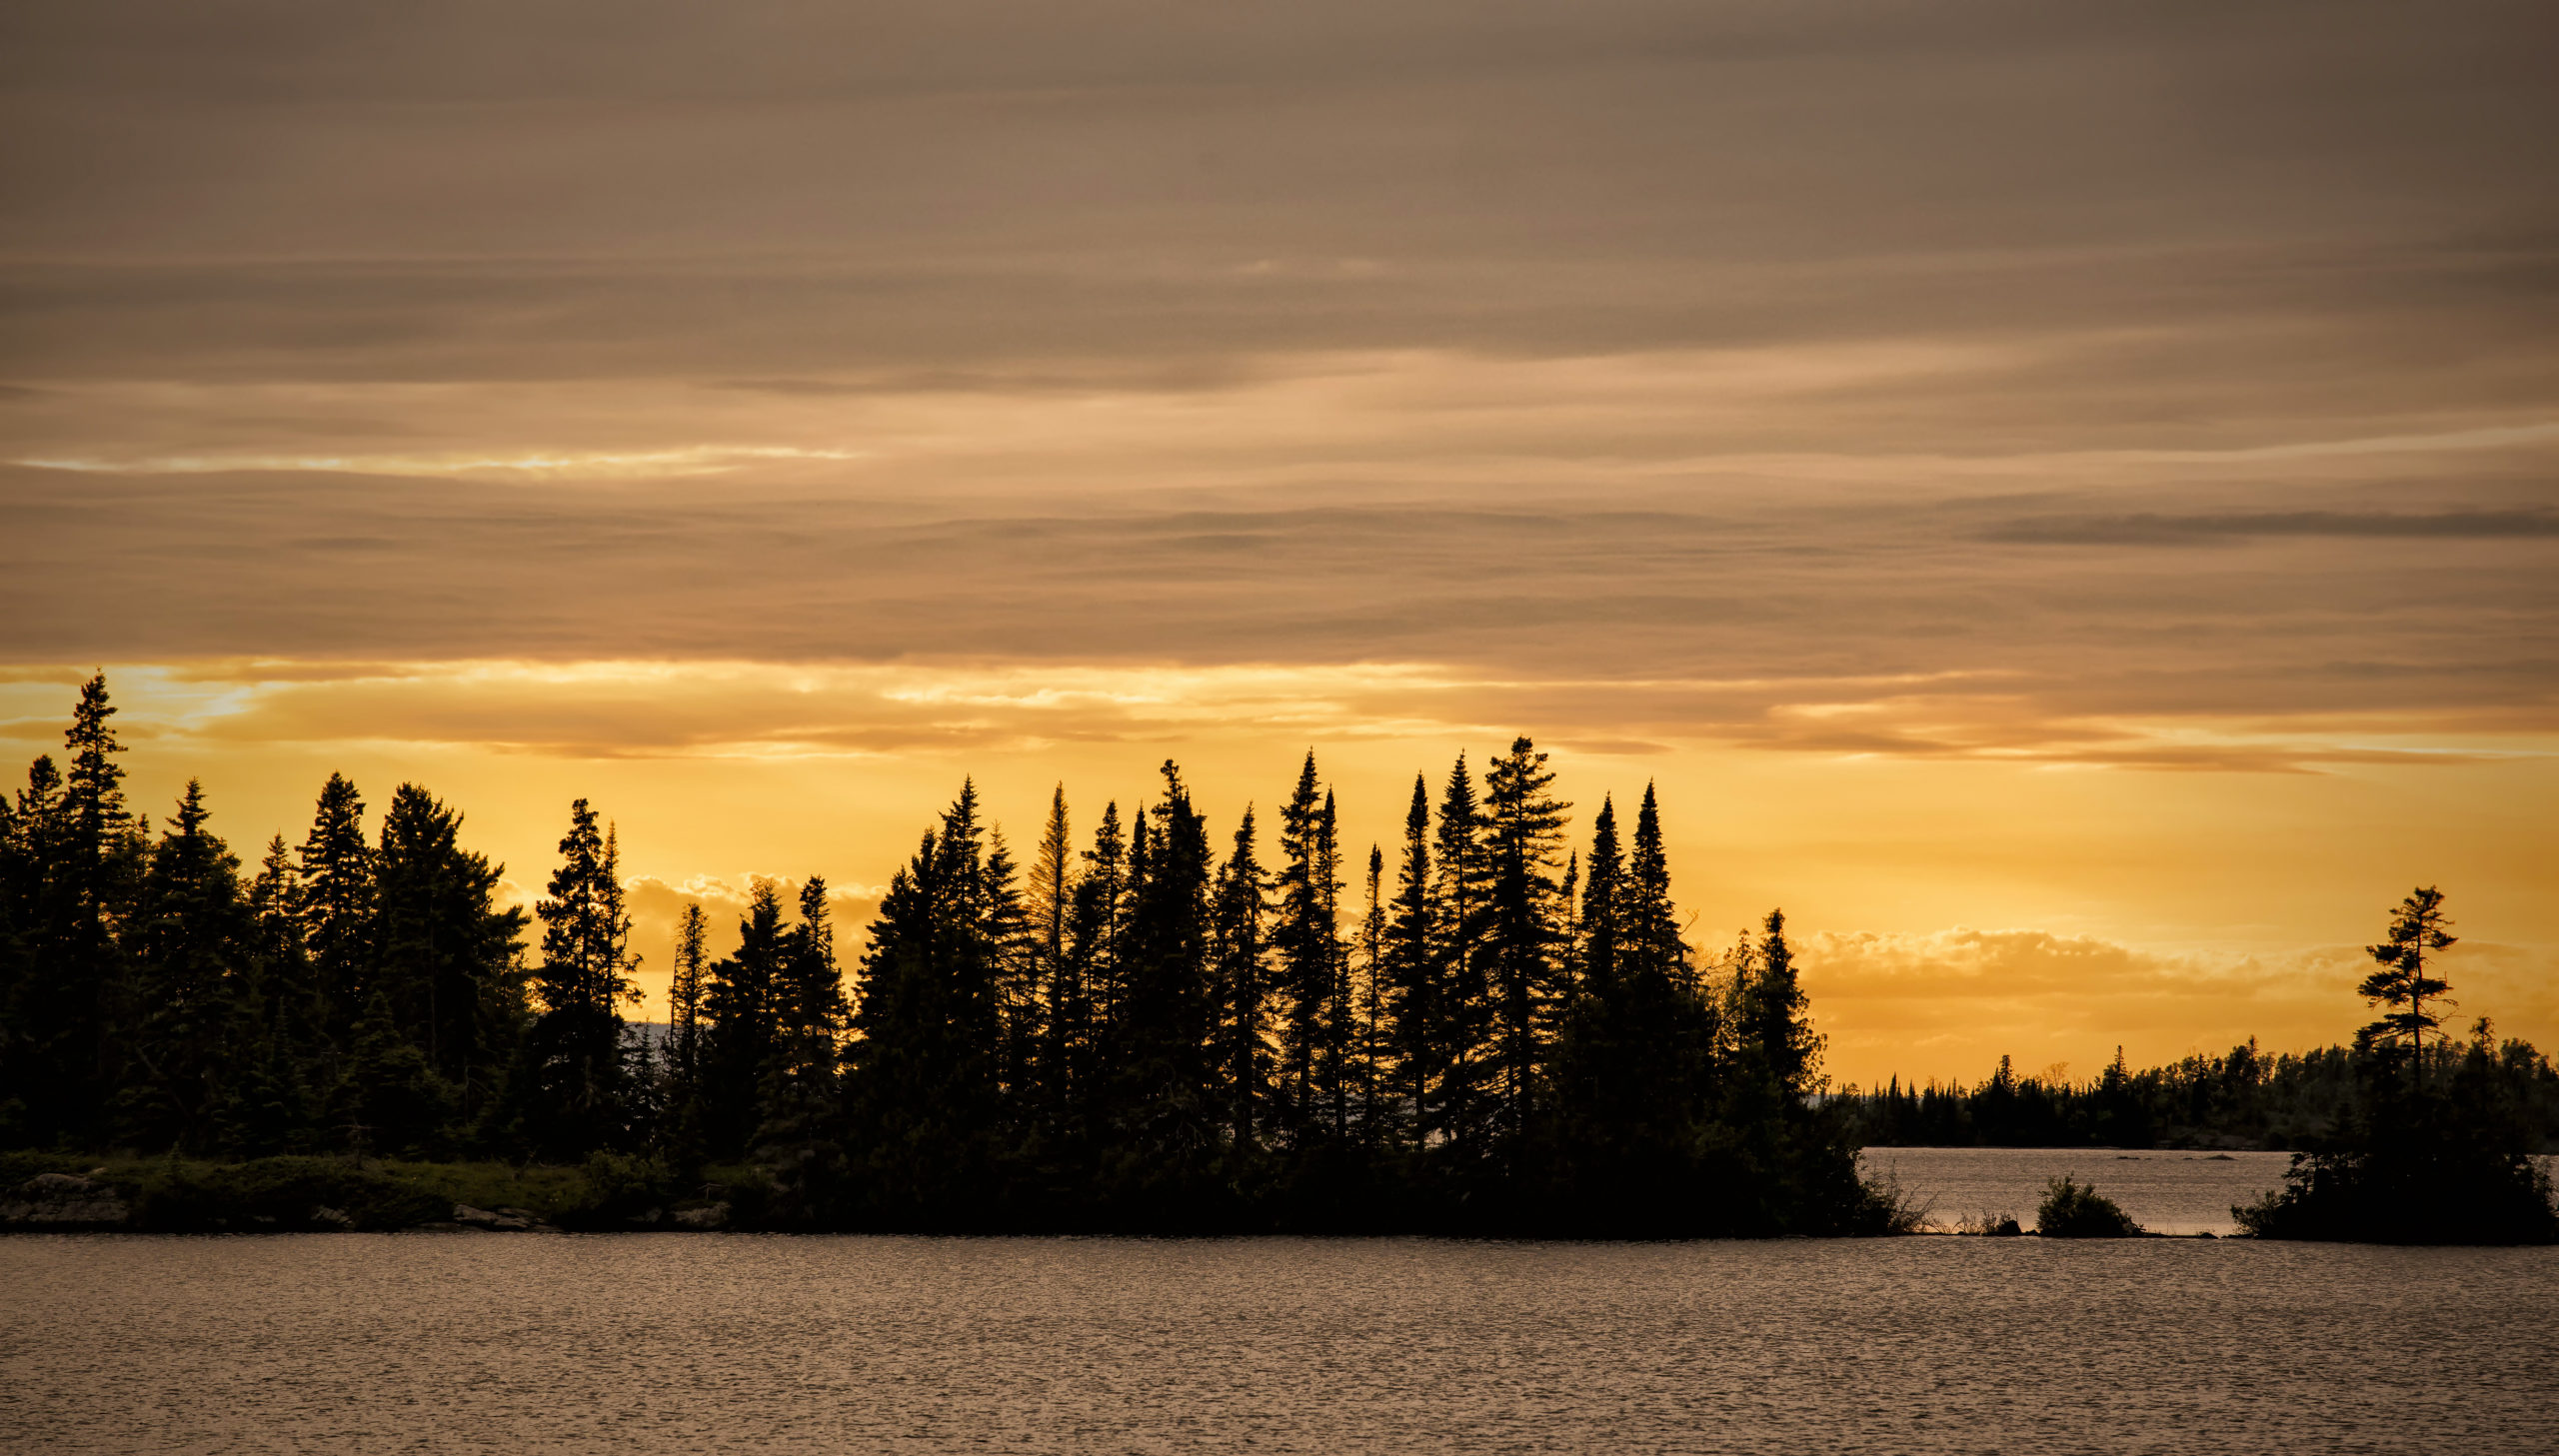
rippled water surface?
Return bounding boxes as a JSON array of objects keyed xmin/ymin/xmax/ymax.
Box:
[
  {"xmin": 6, "ymin": 1230, "xmax": 2556, "ymax": 1453},
  {"xmin": 1860, "ymin": 1146, "xmax": 2299, "ymax": 1234}
]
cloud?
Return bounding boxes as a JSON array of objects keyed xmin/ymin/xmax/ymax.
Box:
[{"xmin": 1981, "ymin": 509, "xmax": 2559, "ymax": 546}]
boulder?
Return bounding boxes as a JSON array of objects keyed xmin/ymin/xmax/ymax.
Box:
[
  {"xmin": 451, "ymin": 1203, "xmax": 534, "ymax": 1231},
  {"xmin": 672, "ymin": 1201, "xmax": 731, "ymax": 1230}
]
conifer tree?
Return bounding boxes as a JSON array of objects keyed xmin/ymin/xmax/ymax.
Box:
[
  {"xmin": 1209, "ymin": 807, "xmax": 1272, "ymax": 1147},
  {"xmin": 1054, "ymin": 800, "xmax": 1124, "ymax": 1134},
  {"xmin": 1316, "ymin": 788, "xmax": 1351, "ymax": 1140},
  {"xmin": 1355, "ymin": 843, "xmax": 1388, "ymax": 1144},
  {"xmin": 1734, "ymin": 908, "xmax": 1820, "ymax": 1102},
  {"xmin": 1109, "ymin": 762, "xmax": 1217, "ymax": 1192},
  {"xmin": 1383, "ymin": 773, "xmax": 1435, "ymax": 1149},
  {"xmin": 371, "ymin": 783, "xmax": 525, "ymax": 1111},
  {"xmin": 297, "ymin": 773, "xmax": 375, "ymax": 1042},
  {"xmin": 701, "ymin": 880, "xmax": 788, "ymax": 1157},
  {"xmin": 6, "ymin": 674, "xmax": 138, "ymax": 1144},
  {"xmin": 847, "ymin": 784, "xmax": 1016, "ymax": 1222},
  {"xmin": 1625, "ymin": 782, "xmax": 1690, "ymax": 991},
  {"xmin": 760, "ymin": 877, "xmax": 851, "ymax": 1203},
  {"xmin": 119, "ymin": 780, "xmax": 248, "ymax": 1152},
  {"xmin": 1273, "ymin": 751, "xmax": 1331, "ymax": 1135},
  {"xmin": 668, "ymin": 902, "xmax": 709, "ymax": 1092},
  {"xmin": 1026, "ymin": 785, "xmax": 1075, "ymax": 1114},
  {"xmin": 1431, "ymin": 753, "xmax": 1495, "ymax": 1153},
  {"xmin": 2358, "ymin": 885, "xmax": 2457, "ymax": 1079},
  {"xmin": 1481, "ymin": 735, "xmax": 1569, "ymax": 1144},
  {"xmin": 220, "ymin": 833, "xmax": 316, "ymax": 1153},
  {"xmin": 524, "ymin": 799, "xmax": 640, "ymax": 1156}
]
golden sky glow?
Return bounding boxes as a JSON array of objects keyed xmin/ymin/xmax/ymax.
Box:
[{"xmin": 5, "ymin": 2, "xmax": 2554, "ymax": 1085}]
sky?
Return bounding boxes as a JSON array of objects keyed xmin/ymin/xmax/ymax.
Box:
[{"xmin": 4, "ymin": 0, "xmax": 2554, "ymax": 1086}]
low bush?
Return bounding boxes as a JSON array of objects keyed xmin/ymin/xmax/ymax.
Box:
[{"xmin": 2035, "ymin": 1174, "xmax": 2142, "ymax": 1237}]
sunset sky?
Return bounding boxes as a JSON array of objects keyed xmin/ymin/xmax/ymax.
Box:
[{"xmin": 5, "ymin": 1, "xmax": 2553, "ymax": 1086}]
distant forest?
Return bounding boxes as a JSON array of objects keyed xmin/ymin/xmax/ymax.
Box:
[
  {"xmin": 0, "ymin": 675, "xmax": 1879, "ymax": 1234},
  {"xmin": 1843, "ymin": 1039, "xmax": 2559, "ymax": 1153}
]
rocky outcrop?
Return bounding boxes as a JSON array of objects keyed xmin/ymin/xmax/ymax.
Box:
[{"xmin": 2, "ymin": 1172, "xmax": 132, "ymax": 1229}]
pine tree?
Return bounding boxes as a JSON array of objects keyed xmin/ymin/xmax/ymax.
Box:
[
  {"xmin": 1383, "ymin": 773, "xmax": 1435, "ymax": 1150},
  {"xmin": 297, "ymin": 772, "xmax": 375, "ymax": 1043},
  {"xmin": 1735, "ymin": 908, "xmax": 1820, "ymax": 1102},
  {"xmin": 846, "ymin": 784, "xmax": 1016, "ymax": 1223},
  {"xmin": 668, "ymin": 902, "xmax": 709, "ymax": 1091},
  {"xmin": 701, "ymin": 880, "xmax": 788, "ymax": 1157},
  {"xmin": 1316, "ymin": 788, "xmax": 1351, "ymax": 1141},
  {"xmin": 1481, "ymin": 735, "xmax": 1569, "ymax": 1145},
  {"xmin": 1026, "ymin": 785, "xmax": 1076, "ymax": 1118},
  {"xmin": 220, "ymin": 834, "xmax": 316, "ymax": 1154},
  {"xmin": 760, "ymin": 876, "xmax": 851, "ymax": 1207},
  {"xmin": 2357, "ymin": 885, "xmax": 2458, "ymax": 1078},
  {"xmin": 1430, "ymin": 753, "xmax": 1495, "ymax": 1154},
  {"xmin": 1355, "ymin": 843, "xmax": 1388, "ymax": 1145},
  {"xmin": 1054, "ymin": 800, "xmax": 1124, "ymax": 1136},
  {"xmin": 1625, "ymin": 783, "xmax": 1691, "ymax": 991},
  {"xmin": 524, "ymin": 799, "xmax": 640, "ymax": 1157},
  {"xmin": 1209, "ymin": 807, "xmax": 1272, "ymax": 1148},
  {"xmin": 5, "ymin": 675, "xmax": 139, "ymax": 1145},
  {"xmin": 1273, "ymin": 751, "xmax": 1330, "ymax": 1136},
  {"xmin": 371, "ymin": 783, "xmax": 525, "ymax": 1114},
  {"xmin": 1108, "ymin": 762, "xmax": 1217, "ymax": 1196},
  {"xmin": 118, "ymin": 779, "xmax": 248, "ymax": 1152}
]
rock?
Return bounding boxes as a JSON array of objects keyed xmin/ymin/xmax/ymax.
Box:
[
  {"xmin": 2, "ymin": 1173, "xmax": 132, "ymax": 1228},
  {"xmin": 452, "ymin": 1203, "xmax": 533, "ymax": 1231},
  {"xmin": 672, "ymin": 1201, "xmax": 730, "ymax": 1230},
  {"xmin": 307, "ymin": 1205, "xmax": 356, "ymax": 1230}
]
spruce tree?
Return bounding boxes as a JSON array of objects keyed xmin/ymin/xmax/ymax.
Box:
[
  {"xmin": 1430, "ymin": 753, "xmax": 1495, "ymax": 1154},
  {"xmin": 297, "ymin": 773, "xmax": 375, "ymax": 1043},
  {"xmin": 701, "ymin": 880, "xmax": 787, "ymax": 1157},
  {"xmin": 119, "ymin": 780, "xmax": 248, "ymax": 1153},
  {"xmin": 1209, "ymin": 807, "xmax": 1272, "ymax": 1148},
  {"xmin": 1106, "ymin": 762, "xmax": 1219, "ymax": 1210},
  {"xmin": 371, "ymin": 782, "xmax": 525, "ymax": 1114},
  {"xmin": 1383, "ymin": 773, "xmax": 1435, "ymax": 1150},
  {"xmin": 7, "ymin": 675, "xmax": 139, "ymax": 1145},
  {"xmin": 1026, "ymin": 785, "xmax": 1075, "ymax": 1117},
  {"xmin": 1273, "ymin": 751, "xmax": 1330, "ymax": 1135},
  {"xmin": 1355, "ymin": 843, "xmax": 1389, "ymax": 1146},
  {"xmin": 524, "ymin": 798, "xmax": 640, "ymax": 1157},
  {"xmin": 760, "ymin": 876, "xmax": 851, "ymax": 1207},
  {"xmin": 846, "ymin": 784, "xmax": 1015, "ymax": 1223},
  {"xmin": 1481, "ymin": 735, "xmax": 1569, "ymax": 1146}
]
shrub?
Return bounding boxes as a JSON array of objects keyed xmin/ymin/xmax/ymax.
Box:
[{"xmin": 2035, "ymin": 1174, "xmax": 2142, "ymax": 1237}]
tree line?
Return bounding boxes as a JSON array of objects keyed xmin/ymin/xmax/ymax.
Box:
[
  {"xmin": 0, "ymin": 675, "xmax": 1883, "ymax": 1234},
  {"xmin": 1843, "ymin": 1033, "xmax": 2559, "ymax": 1152}
]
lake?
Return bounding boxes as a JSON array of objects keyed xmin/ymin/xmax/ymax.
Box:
[
  {"xmin": 1861, "ymin": 1145, "xmax": 2299, "ymax": 1234},
  {"xmin": 5, "ymin": 1153, "xmax": 2554, "ymax": 1453}
]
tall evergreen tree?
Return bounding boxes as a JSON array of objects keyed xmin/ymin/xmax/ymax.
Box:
[
  {"xmin": 1105, "ymin": 762, "xmax": 1219, "ymax": 1210},
  {"xmin": 1272, "ymin": 751, "xmax": 1331, "ymax": 1135},
  {"xmin": 297, "ymin": 773, "xmax": 374, "ymax": 1044},
  {"xmin": 1026, "ymin": 785, "xmax": 1075, "ymax": 1117},
  {"xmin": 1430, "ymin": 753, "xmax": 1495, "ymax": 1154},
  {"xmin": 1481, "ymin": 735, "xmax": 1569, "ymax": 1146},
  {"xmin": 118, "ymin": 780, "xmax": 248, "ymax": 1152},
  {"xmin": 2358, "ymin": 885, "xmax": 2457, "ymax": 1079},
  {"xmin": 1383, "ymin": 773, "xmax": 1435, "ymax": 1151},
  {"xmin": 4, "ymin": 675, "xmax": 139, "ymax": 1145},
  {"xmin": 1355, "ymin": 843, "xmax": 1389, "ymax": 1144},
  {"xmin": 1209, "ymin": 807, "xmax": 1273, "ymax": 1148},
  {"xmin": 701, "ymin": 880, "xmax": 787, "ymax": 1157},
  {"xmin": 522, "ymin": 799, "xmax": 640, "ymax": 1157},
  {"xmin": 371, "ymin": 782, "xmax": 525, "ymax": 1112},
  {"xmin": 847, "ymin": 783, "xmax": 1017, "ymax": 1223}
]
